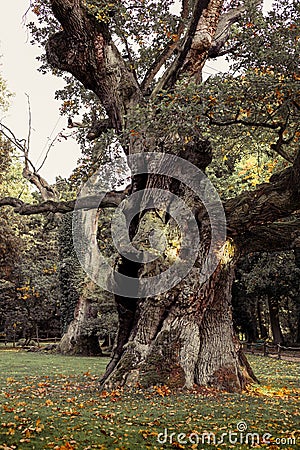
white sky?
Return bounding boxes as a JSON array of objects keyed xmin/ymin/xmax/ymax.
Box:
[
  {"xmin": 0, "ymin": 1, "xmax": 81, "ymax": 184},
  {"xmin": 0, "ymin": 0, "xmax": 273, "ymax": 185}
]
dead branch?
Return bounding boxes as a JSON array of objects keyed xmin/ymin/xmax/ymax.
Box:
[
  {"xmin": 141, "ymin": 0, "xmax": 189, "ymax": 92},
  {"xmin": 152, "ymin": 0, "xmax": 223, "ymax": 94},
  {"xmin": 208, "ymin": 5, "xmax": 246, "ymax": 57}
]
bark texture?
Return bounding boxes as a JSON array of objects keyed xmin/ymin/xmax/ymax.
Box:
[
  {"xmin": 101, "ymin": 240, "xmax": 257, "ymax": 391},
  {"xmin": 99, "ymin": 142, "xmax": 257, "ymax": 391},
  {"xmin": 47, "ymin": 0, "xmax": 141, "ymax": 132}
]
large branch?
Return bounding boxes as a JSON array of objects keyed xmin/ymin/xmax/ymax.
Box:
[
  {"xmin": 235, "ymin": 218, "xmax": 300, "ymax": 254},
  {"xmin": 141, "ymin": 0, "xmax": 189, "ymax": 92},
  {"xmin": 225, "ymin": 150, "xmax": 300, "ymax": 236},
  {"xmin": 0, "ymin": 192, "xmax": 125, "ymax": 215},
  {"xmin": 22, "ymin": 167, "xmax": 58, "ymax": 201},
  {"xmin": 47, "ymin": 0, "xmax": 141, "ymax": 132}
]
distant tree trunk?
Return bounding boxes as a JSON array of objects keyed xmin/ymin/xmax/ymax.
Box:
[
  {"xmin": 267, "ymin": 294, "xmax": 284, "ymax": 345},
  {"xmin": 257, "ymin": 299, "xmax": 268, "ymax": 340},
  {"xmin": 35, "ymin": 324, "xmax": 40, "ymax": 348},
  {"xmin": 248, "ymin": 298, "xmax": 259, "ymax": 342},
  {"xmin": 58, "ymin": 213, "xmax": 103, "ymax": 356}
]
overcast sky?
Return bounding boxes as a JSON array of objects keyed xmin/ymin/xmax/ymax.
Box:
[
  {"xmin": 0, "ymin": 1, "xmax": 273, "ymax": 185},
  {"xmin": 0, "ymin": 1, "xmax": 81, "ymax": 184}
]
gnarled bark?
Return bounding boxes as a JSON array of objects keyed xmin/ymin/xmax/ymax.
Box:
[
  {"xmin": 101, "ymin": 239, "xmax": 257, "ymax": 391},
  {"xmin": 99, "ymin": 142, "xmax": 257, "ymax": 392},
  {"xmin": 47, "ymin": 0, "xmax": 141, "ymax": 132}
]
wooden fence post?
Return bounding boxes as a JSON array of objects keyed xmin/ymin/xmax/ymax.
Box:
[
  {"xmin": 277, "ymin": 344, "xmax": 281, "ymax": 360},
  {"xmin": 263, "ymin": 342, "xmax": 267, "ymax": 356}
]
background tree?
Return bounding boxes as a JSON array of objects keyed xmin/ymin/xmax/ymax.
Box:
[
  {"xmin": 58, "ymin": 209, "xmax": 118, "ymax": 356},
  {"xmin": 233, "ymin": 251, "xmax": 300, "ymax": 345},
  {"xmin": 0, "ymin": 150, "xmax": 61, "ymax": 344}
]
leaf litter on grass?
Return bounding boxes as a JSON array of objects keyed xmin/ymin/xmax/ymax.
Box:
[{"xmin": 0, "ymin": 352, "xmax": 299, "ymax": 449}]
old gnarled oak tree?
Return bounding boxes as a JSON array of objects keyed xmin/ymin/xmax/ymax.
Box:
[{"xmin": 1, "ymin": 0, "xmax": 300, "ymax": 392}]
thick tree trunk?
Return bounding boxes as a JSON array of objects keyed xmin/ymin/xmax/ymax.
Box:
[
  {"xmin": 92, "ymin": 142, "xmax": 257, "ymax": 392},
  {"xmin": 101, "ymin": 238, "xmax": 257, "ymax": 392}
]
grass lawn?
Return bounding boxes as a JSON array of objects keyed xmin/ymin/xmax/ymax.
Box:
[{"xmin": 0, "ymin": 351, "xmax": 299, "ymax": 449}]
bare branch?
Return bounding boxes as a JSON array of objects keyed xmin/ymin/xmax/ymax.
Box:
[
  {"xmin": 0, "ymin": 191, "xmax": 126, "ymax": 215},
  {"xmin": 206, "ymin": 112, "xmax": 283, "ymax": 130},
  {"xmin": 153, "ymin": 0, "xmax": 223, "ymax": 94},
  {"xmin": 0, "ymin": 121, "xmax": 57, "ymax": 201},
  {"xmin": 25, "ymin": 93, "xmax": 32, "ymax": 157},
  {"xmin": 36, "ymin": 131, "xmax": 63, "ymax": 172},
  {"xmin": 208, "ymin": 5, "xmax": 246, "ymax": 58},
  {"xmin": 0, "ymin": 122, "xmax": 36, "ymax": 171}
]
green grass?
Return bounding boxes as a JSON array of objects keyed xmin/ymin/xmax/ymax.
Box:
[{"xmin": 0, "ymin": 351, "xmax": 299, "ymax": 449}]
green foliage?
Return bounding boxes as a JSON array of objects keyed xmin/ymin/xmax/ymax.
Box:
[
  {"xmin": 229, "ymin": 0, "xmax": 300, "ymax": 77},
  {"xmin": 0, "ymin": 124, "xmax": 60, "ymax": 342},
  {"xmin": 109, "ymin": 0, "xmax": 182, "ymax": 81},
  {"xmin": 241, "ymin": 252, "xmax": 300, "ymax": 296},
  {"xmin": 58, "ymin": 213, "xmax": 83, "ymax": 333},
  {"xmin": 0, "ymin": 211, "xmax": 61, "ymax": 342}
]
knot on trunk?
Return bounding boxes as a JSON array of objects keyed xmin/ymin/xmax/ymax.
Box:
[{"xmin": 46, "ymin": 32, "xmax": 77, "ymax": 72}]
